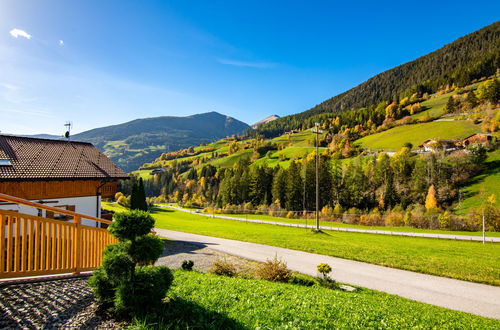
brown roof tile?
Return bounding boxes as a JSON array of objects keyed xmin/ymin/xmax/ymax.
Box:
[{"xmin": 0, "ymin": 135, "xmax": 129, "ymax": 181}]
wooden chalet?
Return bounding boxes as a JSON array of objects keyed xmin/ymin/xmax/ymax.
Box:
[
  {"xmin": 461, "ymin": 133, "xmax": 493, "ymax": 147},
  {"xmin": 0, "ymin": 135, "xmax": 128, "ymax": 227}
]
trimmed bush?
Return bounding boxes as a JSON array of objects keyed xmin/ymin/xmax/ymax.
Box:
[
  {"xmin": 88, "ymin": 267, "xmax": 114, "ymax": 308},
  {"xmin": 181, "ymin": 260, "xmax": 194, "ymax": 271},
  {"xmin": 114, "ymin": 266, "xmax": 173, "ymax": 317},
  {"xmin": 316, "ymin": 263, "xmax": 339, "ymax": 289},
  {"xmin": 108, "ymin": 210, "xmax": 155, "ymax": 241},
  {"xmin": 89, "ymin": 210, "xmax": 171, "ymax": 319},
  {"xmin": 128, "ymin": 234, "xmax": 165, "ymax": 265}
]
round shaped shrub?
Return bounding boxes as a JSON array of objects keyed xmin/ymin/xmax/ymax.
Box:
[
  {"xmin": 90, "ymin": 210, "xmax": 171, "ymax": 319},
  {"xmin": 181, "ymin": 260, "xmax": 194, "ymax": 271},
  {"xmin": 317, "ymin": 263, "xmax": 332, "ymax": 276},
  {"xmin": 128, "ymin": 234, "xmax": 164, "ymax": 265},
  {"xmin": 109, "ymin": 210, "xmax": 155, "ymax": 241},
  {"xmin": 114, "ymin": 266, "xmax": 173, "ymax": 317},
  {"xmin": 102, "ymin": 245, "xmax": 134, "ymax": 284},
  {"xmin": 88, "ymin": 267, "xmax": 115, "ymax": 307}
]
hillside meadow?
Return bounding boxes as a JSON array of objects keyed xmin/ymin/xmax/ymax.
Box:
[{"xmin": 355, "ymin": 120, "xmax": 481, "ymax": 151}]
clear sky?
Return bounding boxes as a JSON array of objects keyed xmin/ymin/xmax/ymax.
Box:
[{"xmin": 0, "ymin": 0, "xmax": 498, "ymax": 135}]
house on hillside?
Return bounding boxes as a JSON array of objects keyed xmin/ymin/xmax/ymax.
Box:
[
  {"xmin": 0, "ymin": 135, "xmax": 128, "ymax": 227},
  {"xmin": 150, "ymin": 168, "xmax": 166, "ymax": 175},
  {"xmin": 461, "ymin": 133, "xmax": 493, "ymax": 147},
  {"xmin": 419, "ymin": 139, "xmax": 461, "ymax": 152}
]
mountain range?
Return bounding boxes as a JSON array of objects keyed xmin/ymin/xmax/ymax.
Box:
[{"xmin": 68, "ymin": 112, "xmax": 249, "ymax": 172}]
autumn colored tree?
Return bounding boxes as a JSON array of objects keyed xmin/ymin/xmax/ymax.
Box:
[{"xmin": 425, "ymin": 185, "xmax": 438, "ymax": 210}]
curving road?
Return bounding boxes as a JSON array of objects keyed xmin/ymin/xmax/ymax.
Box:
[
  {"xmin": 155, "ymin": 228, "xmax": 500, "ymax": 320},
  {"xmin": 161, "ymin": 205, "xmax": 500, "ymax": 242}
]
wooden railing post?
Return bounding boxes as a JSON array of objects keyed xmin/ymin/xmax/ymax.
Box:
[{"xmin": 73, "ymin": 216, "xmax": 81, "ymax": 274}]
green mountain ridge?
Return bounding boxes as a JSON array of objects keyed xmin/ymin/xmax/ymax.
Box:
[
  {"xmin": 72, "ymin": 111, "xmax": 250, "ymax": 172},
  {"xmin": 258, "ymin": 21, "xmax": 500, "ymax": 136}
]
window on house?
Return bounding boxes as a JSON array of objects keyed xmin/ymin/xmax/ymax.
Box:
[
  {"xmin": 47, "ymin": 205, "xmax": 76, "ymax": 221},
  {"xmin": 0, "ymin": 159, "xmax": 12, "ymax": 166}
]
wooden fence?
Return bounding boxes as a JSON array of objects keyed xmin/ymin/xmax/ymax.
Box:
[{"xmin": 0, "ymin": 193, "xmax": 117, "ymax": 279}]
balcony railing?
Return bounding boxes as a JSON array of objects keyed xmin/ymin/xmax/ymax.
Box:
[{"xmin": 0, "ymin": 193, "xmax": 116, "ymax": 278}]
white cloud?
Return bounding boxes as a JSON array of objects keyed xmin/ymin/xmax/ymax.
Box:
[
  {"xmin": 59, "ymin": 40, "xmax": 64, "ymax": 46},
  {"xmin": 0, "ymin": 83, "xmax": 19, "ymax": 91},
  {"xmin": 217, "ymin": 58, "xmax": 276, "ymax": 69},
  {"xmin": 9, "ymin": 28, "xmax": 32, "ymax": 40}
]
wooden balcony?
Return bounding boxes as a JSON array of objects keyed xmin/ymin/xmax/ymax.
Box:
[{"xmin": 0, "ymin": 193, "xmax": 117, "ymax": 279}]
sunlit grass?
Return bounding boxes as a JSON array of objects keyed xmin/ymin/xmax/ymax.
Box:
[{"xmin": 151, "ymin": 208, "xmax": 500, "ymax": 285}]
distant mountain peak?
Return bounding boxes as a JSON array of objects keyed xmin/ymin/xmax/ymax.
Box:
[
  {"xmin": 252, "ymin": 115, "xmax": 280, "ymax": 129},
  {"xmin": 69, "ymin": 111, "xmax": 250, "ymax": 172}
]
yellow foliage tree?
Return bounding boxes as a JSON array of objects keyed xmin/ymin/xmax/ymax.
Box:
[{"xmin": 425, "ymin": 185, "xmax": 437, "ymax": 210}]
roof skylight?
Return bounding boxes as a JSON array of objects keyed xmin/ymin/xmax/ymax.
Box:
[{"xmin": 0, "ymin": 159, "xmax": 12, "ymax": 166}]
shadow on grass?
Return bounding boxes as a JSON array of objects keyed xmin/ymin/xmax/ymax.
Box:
[
  {"xmin": 309, "ymin": 229, "xmax": 332, "ymax": 236},
  {"xmin": 151, "ymin": 207, "xmax": 174, "ymax": 213},
  {"xmin": 460, "ymin": 160, "xmax": 500, "ymax": 200},
  {"xmin": 134, "ymin": 298, "xmax": 246, "ymax": 329}
]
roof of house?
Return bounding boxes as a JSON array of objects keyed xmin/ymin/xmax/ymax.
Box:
[
  {"xmin": 463, "ymin": 133, "xmax": 493, "ymax": 140},
  {"xmin": 0, "ymin": 135, "xmax": 129, "ymax": 181}
]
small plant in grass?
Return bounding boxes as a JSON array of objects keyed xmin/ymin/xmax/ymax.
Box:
[
  {"xmin": 256, "ymin": 255, "xmax": 292, "ymax": 283},
  {"xmin": 88, "ymin": 210, "xmax": 172, "ymax": 318},
  {"xmin": 210, "ymin": 257, "xmax": 237, "ymax": 276},
  {"xmin": 181, "ymin": 260, "xmax": 194, "ymax": 271},
  {"xmin": 316, "ymin": 263, "xmax": 338, "ymax": 289}
]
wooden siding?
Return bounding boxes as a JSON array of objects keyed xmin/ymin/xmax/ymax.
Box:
[{"xmin": 0, "ymin": 180, "xmax": 119, "ymax": 200}]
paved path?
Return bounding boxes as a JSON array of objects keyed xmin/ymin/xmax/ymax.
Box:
[
  {"xmin": 155, "ymin": 228, "xmax": 500, "ymax": 320},
  {"xmin": 162, "ymin": 205, "xmax": 500, "ymax": 242}
]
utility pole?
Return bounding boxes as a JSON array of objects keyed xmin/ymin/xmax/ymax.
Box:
[{"xmin": 312, "ymin": 122, "xmax": 323, "ymax": 231}]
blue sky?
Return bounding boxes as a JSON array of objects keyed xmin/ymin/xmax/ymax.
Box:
[{"xmin": 0, "ymin": 0, "xmax": 498, "ymax": 135}]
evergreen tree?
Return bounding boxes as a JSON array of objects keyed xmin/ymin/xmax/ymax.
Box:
[
  {"xmin": 383, "ymin": 174, "xmax": 398, "ymax": 210},
  {"xmin": 272, "ymin": 167, "xmax": 287, "ymax": 207},
  {"xmin": 445, "ymin": 96, "xmax": 458, "ymax": 113},
  {"xmin": 285, "ymin": 161, "xmax": 303, "ymax": 211},
  {"xmin": 465, "ymin": 91, "xmax": 478, "ymax": 109},
  {"xmin": 130, "ymin": 181, "xmax": 139, "ymax": 210},
  {"xmin": 131, "ymin": 178, "xmax": 148, "ymax": 211}
]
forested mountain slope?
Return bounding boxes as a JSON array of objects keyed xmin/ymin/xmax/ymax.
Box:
[{"xmin": 258, "ymin": 21, "xmax": 499, "ymax": 136}]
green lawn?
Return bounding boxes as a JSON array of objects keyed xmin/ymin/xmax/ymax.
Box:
[
  {"xmin": 151, "ymin": 208, "xmax": 500, "ymax": 285},
  {"xmin": 134, "ymin": 270, "xmax": 499, "ymax": 329},
  {"xmin": 457, "ymin": 149, "xmax": 500, "ymax": 214},
  {"xmin": 411, "ymin": 91, "xmax": 454, "ymax": 119},
  {"xmin": 356, "ymin": 120, "xmax": 481, "ymax": 151},
  {"xmin": 197, "ymin": 210, "xmax": 500, "ymax": 237}
]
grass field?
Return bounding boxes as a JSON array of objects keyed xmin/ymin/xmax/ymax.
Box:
[
  {"xmin": 356, "ymin": 120, "xmax": 481, "ymax": 151},
  {"xmin": 411, "ymin": 91, "xmax": 454, "ymax": 119},
  {"xmin": 456, "ymin": 149, "xmax": 500, "ymax": 214},
  {"xmin": 150, "ymin": 208, "xmax": 500, "ymax": 285},
  {"xmin": 133, "ymin": 270, "xmax": 500, "ymax": 328},
  {"xmin": 190, "ymin": 209, "xmax": 500, "ymax": 237}
]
